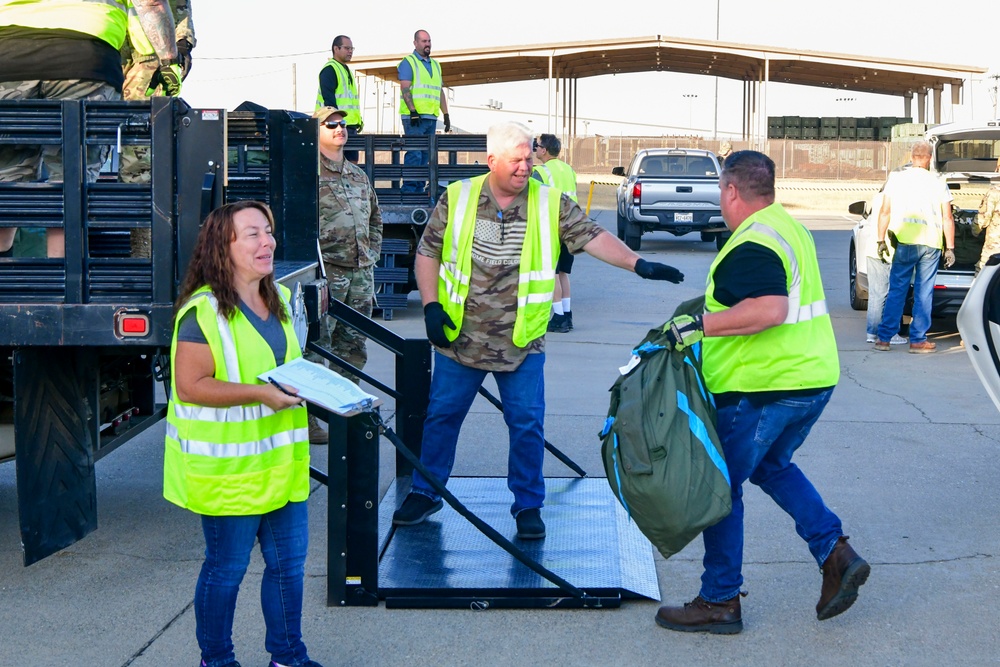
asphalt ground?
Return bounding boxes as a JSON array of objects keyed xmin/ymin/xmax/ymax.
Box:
[{"xmin": 3, "ymin": 206, "xmax": 999, "ymax": 667}]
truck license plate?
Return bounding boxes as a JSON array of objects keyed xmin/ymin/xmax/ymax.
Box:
[{"xmin": 675, "ymin": 212, "xmax": 693, "ymax": 222}]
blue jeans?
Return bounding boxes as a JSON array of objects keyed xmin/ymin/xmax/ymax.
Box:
[
  {"xmin": 401, "ymin": 116, "xmax": 436, "ymax": 193},
  {"xmin": 878, "ymin": 243, "xmax": 940, "ymax": 345},
  {"xmin": 700, "ymin": 390, "xmax": 842, "ymax": 603},
  {"xmin": 411, "ymin": 352, "xmax": 546, "ymax": 515},
  {"xmin": 196, "ymin": 501, "xmax": 311, "ymax": 667}
]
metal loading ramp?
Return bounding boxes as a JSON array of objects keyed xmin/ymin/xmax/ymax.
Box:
[{"xmin": 376, "ymin": 477, "xmax": 660, "ymax": 609}]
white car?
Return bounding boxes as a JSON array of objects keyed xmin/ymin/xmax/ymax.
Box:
[
  {"xmin": 959, "ymin": 255, "xmax": 1000, "ymax": 410},
  {"xmin": 847, "ymin": 120, "xmax": 1000, "ymax": 316}
]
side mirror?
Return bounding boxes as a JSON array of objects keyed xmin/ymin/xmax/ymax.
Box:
[
  {"xmin": 848, "ymin": 200, "xmax": 868, "ymax": 216},
  {"xmin": 611, "ymin": 166, "xmax": 625, "ymax": 176}
]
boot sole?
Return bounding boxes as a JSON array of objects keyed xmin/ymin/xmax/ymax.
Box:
[
  {"xmin": 817, "ymin": 558, "xmax": 871, "ymax": 620},
  {"xmin": 391, "ymin": 500, "xmax": 443, "ymax": 526},
  {"xmin": 654, "ymin": 615, "xmax": 743, "ymax": 635}
]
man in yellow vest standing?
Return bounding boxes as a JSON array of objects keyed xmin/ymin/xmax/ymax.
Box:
[
  {"xmin": 397, "ymin": 29, "xmax": 450, "ymax": 194},
  {"xmin": 874, "ymin": 140, "xmax": 955, "ymax": 353},
  {"xmin": 0, "ymin": 0, "xmax": 179, "ymax": 258},
  {"xmin": 655, "ymin": 151, "xmax": 869, "ymax": 634},
  {"xmin": 392, "ymin": 121, "xmax": 684, "ymax": 540},
  {"xmin": 120, "ymin": 0, "xmax": 194, "ymax": 257},
  {"xmin": 317, "ymin": 35, "xmax": 362, "ymax": 163},
  {"xmin": 532, "ymin": 133, "xmax": 579, "ymax": 333}
]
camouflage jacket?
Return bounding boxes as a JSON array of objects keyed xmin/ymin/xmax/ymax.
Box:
[
  {"xmin": 319, "ymin": 154, "xmax": 383, "ymax": 268},
  {"xmin": 977, "ymin": 184, "xmax": 1000, "ymax": 257},
  {"xmin": 417, "ymin": 179, "xmax": 603, "ymax": 371}
]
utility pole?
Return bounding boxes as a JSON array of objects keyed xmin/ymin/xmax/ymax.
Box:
[
  {"xmin": 990, "ymin": 74, "xmax": 1000, "ymax": 120},
  {"xmin": 713, "ymin": 0, "xmax": 720, "ymax": 140}
]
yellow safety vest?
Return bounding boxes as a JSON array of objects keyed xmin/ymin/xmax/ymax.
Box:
[
  {"xmin": 314, "ymin": 58, "xmax": 361, "ymax": 126},
  {"xmin": 0, "ymin": 0, "xmax": 128, "ymax": 48},
  {"xmin": 533, "ymin": 158, "xmax": 578, "ymax": 202},
  {"xmin": 163, "ymin": 284, "xmax": 310, "ymax": 516},
  {"xmin": 702, "ymin": 203, "xmax": 839, "ymax": 393},
  {"xmin": 401, "ymin": 54, "xmax": 442, "ymax": 117},
  {"xmin": 887, "ymin": 168, "xmax": 949, "ymax": 249},
  {"xmin": 438, "ymin": 175, "xmax": 561, "ymax": 348}
]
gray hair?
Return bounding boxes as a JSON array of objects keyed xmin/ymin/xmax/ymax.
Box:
[
  {"xmin": 487, "ymin": 121, "xmax": 533, "ymax": 158},
  {"xmin": 911, "ymin": 140, "xmax": 932, "ymax": 157}
]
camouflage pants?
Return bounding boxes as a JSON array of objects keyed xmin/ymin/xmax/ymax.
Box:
[
  {"xmin": 978, "ymin": 226, "xmax": 1000, "ymax": 272},
  {"xmin": 120, "ymin": 60, "xmax": 161, "ymax": 257},
  {"xmin": 306, "ymin": 264, "xmax": 374, "ymax": 380},
  {"xmin": 0, "ymin": 80, "xmax": 120, "ymax": 254}
]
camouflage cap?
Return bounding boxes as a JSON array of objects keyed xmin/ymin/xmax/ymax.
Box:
[{"xmin": 313, "ymin": 106, "xmax": 348, "ymax": 123}]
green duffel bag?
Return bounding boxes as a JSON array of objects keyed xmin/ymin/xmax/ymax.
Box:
[{"xmin": 600, "ymin": 297, "xmax": 732, "ymax": 559}]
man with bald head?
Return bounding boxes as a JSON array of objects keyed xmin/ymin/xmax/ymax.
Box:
[{"xmin": 397, "ymin": 29, "xmax": 450, "ymax": 193}]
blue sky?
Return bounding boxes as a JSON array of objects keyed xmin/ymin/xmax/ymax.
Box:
[{"xmin": 181, "ymin": 0, "xmax": 999, "ymax": 136}]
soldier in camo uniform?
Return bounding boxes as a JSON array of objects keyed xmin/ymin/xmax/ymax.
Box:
[
  {"xmin": 120, "ymin": 0, "xmax": 195, "ymax": 257},
  {"xmin": 391, "ymin": 121, "xmax": 685, "ymax": 540},
  {"xmin": 305, "ymin": 106, "xmax": 382, "ymax": 443},
  {"xmin": 975, "ymin": 158, "xmax": 1000, "ymax": 272},
  {"xmin": 0, "ymin": 0, "xmax": 178, "ymax": 258}
]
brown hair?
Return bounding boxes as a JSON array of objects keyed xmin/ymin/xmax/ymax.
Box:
[{"xmin": 175, "ymin": 200, "xmax": 287, "ymax": 322}]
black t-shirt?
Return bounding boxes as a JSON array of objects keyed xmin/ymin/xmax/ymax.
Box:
[
  {"xmin": 178, "ymin": 301, "xmax": 287, "ymax": 365},
  {"xmin": 709, "ymin": 241, "xmax": 831, "ymax": 406},
  {"xmin": 0, "ymin": 27, "xmax": 124, "ymax": 91}
]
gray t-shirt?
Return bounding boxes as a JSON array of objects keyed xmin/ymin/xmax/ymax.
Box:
[{"xmin": 178, "ymin": 300, "xmax": 287, "ymax": 363}]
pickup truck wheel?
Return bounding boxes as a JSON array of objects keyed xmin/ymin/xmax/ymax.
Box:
[
  {"xmin": 849, "ymin": 241, "xmax": 868, "ymax": 310},
  {"xmin": 700, "ymin": 231, "xmax": 714, "ymax": 243},
  {"xmin": 715, "ymin": 232, "xmax": 731, "ymax": 251},
  {"xmin": 624, "ymin": 223, "xmax": 642, "ymax": 251},
  {"xmin": 616, "ymin": 212, "xmax": 627, "ymax": 241}
]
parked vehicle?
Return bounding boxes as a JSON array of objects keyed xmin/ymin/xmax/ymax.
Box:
[
  {"xmin": 958, "ymin": 253, "xmax": 1000, "ymax": 408},
  {"xmin": 847, "ymin": 121, "xmax": 999, "ymax": 316},
  {"xmin": 612, "ymin": 148, "xmax": 727, "ymax": 250}
]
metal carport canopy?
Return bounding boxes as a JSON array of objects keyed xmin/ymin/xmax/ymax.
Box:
[{"xmin": 351, "ymin": 35, "xmax": 987, "ymax": 139}]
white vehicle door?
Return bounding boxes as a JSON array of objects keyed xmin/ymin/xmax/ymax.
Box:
[{"xmin": 957, "ymin": 258, "xmax": 1000, "ymax": 411}]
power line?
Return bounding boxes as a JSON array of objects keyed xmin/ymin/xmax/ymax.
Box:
[{"xmin": 198, "ymin": 50, "xmax": 327, "ymax": 61}]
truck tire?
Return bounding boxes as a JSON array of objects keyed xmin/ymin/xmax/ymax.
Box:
[
  {"xmin": 700, "ymin": 231, "xmax": 714, "ymax": 243},
  {"xmin": 624, "ymin": 223, "xmax": 642, "ymax": 251},
  {"xmin": 849, "ymin": 241, "xmax": 868, "ymax": 310},
  {"xmin": 616, "ymin": 212, "xmax": 628, "ymax": 241},
  {"xmin": 715, "ymin": 232, "xmax": 731, "ymax": 251}
]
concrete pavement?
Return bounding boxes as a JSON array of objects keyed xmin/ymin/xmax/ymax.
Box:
[{"xmin": 2, "ymin": 208, "xmax": 999, "ymax": 667}]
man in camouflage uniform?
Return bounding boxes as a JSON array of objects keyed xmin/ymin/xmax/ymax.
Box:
[
  {"xmin": 0, "ymin": 0, "xmax": 178, "ymax": 258},
  {"xmin": 391, "ymin": 121, "xmax": 685, "ymax": 540},
  {"xmin": 121, "ymin": 0, "xmax": 195, "ymax": 257},
  {"xmin": 975, "ymin": 158, "xmax": 1000, "ymax": 272},
  {"xmin": 305, "ymin": 106, "xmax": 382, "ymax": 443}
]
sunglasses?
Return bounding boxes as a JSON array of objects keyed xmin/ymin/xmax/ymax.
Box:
[{"xmin": 324, "ymin": 119, "xmax": 347, "ymax": 129}]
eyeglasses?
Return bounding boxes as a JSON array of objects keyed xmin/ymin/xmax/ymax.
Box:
[
  {"xmin": 336, "ymin": 45, "xmax": 355, "ymax": 51},
  {"xmin": 324, "ymin": 120, "xmax": 348, "ymax": 129}
]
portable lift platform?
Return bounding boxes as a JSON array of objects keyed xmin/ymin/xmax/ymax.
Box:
[{"xmin": 309, "ymin": 301, "xmax": 660, "ymax": 610}]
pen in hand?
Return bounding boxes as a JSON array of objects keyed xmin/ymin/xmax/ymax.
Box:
[{"xmin": 268, "ymin": 376, "xmax": 299, "ymax": 398}]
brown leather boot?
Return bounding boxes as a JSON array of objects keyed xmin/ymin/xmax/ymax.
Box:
[
  {"xmin": 817, "ymin": 535, "xmax": 870, "ymax": 620},
  {"xmin": 655, "ymin": 593, "xmax": 745, "ymax": 634}
]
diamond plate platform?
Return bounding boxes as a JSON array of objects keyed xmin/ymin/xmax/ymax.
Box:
[{"xmin": 377, "ymin": 476, "xmax": 660, "ymax": 609}]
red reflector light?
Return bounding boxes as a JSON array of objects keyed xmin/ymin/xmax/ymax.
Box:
[{"xmin": 121, "ymin": 317, "xmax": 147, "ymax": 333}]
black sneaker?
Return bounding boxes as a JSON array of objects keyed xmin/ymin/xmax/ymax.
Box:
[
  {"xmin": 564, "ymin": 311, "xmax": 573, "ymax": 330},
  {"xmin": 392, "ymin": 493, "xmax": 443, "ymax": 525},
  {"xmin": 547, "ymin": 313, "xmax": 570, "ymax": 333},
  {"xmin": 515, "ymin": 508, "xmax": 546, "ymax": 539}
]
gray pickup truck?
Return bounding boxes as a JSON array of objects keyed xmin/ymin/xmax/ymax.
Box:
[{"xmin": 612, "ymin": 148, "xmax": 727, "ymax": 250}]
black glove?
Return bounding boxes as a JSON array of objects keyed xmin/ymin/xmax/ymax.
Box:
[
  {"xmin": 443, "ymin": 113, "xmax": 451, "ymax": 133},
  {"xmin": 663, "ymin": 314, "xmax": 704, "ymax": 351},
  {"xmin": 409, "ymin": 109, "xmax": 421, "ymax": 127},
  {"xmin": 176, "ymin": 39, "xmax": 193, "ymax": 79},
  {"xmin": 876, "ymin": 240, "xmax": 890, "ymax": 264},
  {"xmin": 944, "ymin": 248, "xmax": 956, "ymax": 269},
  {"xmin": 157, "ymin": 60, "xmax": 183, "ymax": 96},
  {"xmin": 423, "ymin": 302, "xmax": 456, "ymax": 348},
  {"xmin": 634, "ymin": 258, "xmax": 684, "ymax": 284}
]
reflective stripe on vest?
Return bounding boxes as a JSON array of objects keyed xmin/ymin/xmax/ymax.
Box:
[
  {"xmin": 535, "ymin": 159, "xmax": 578, "ymax": 202},
  {"xmin": 403, "ymin": 54, "xmax": 442, "ymax": 116},
  {"xmin": 163, "ymin": 285, "xmax": 310, "ymax": 515},
  {"xmin": 0, "ymin": 0, "xmax": 128, "ymax": 49},
  {"xmin": 125, "ymin": 1, "xmax": 153, "ymax": 55},
  {"xmin": 438, "ymin": 175, "xmax": 560, "ymax": 348},
  {"xmin": 702, "ymin": 202, "xmax": 839, "ymax": 393},
  {"xmin": 314, "ymin": 59, "xmax": 361, "ymax": 126}
]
